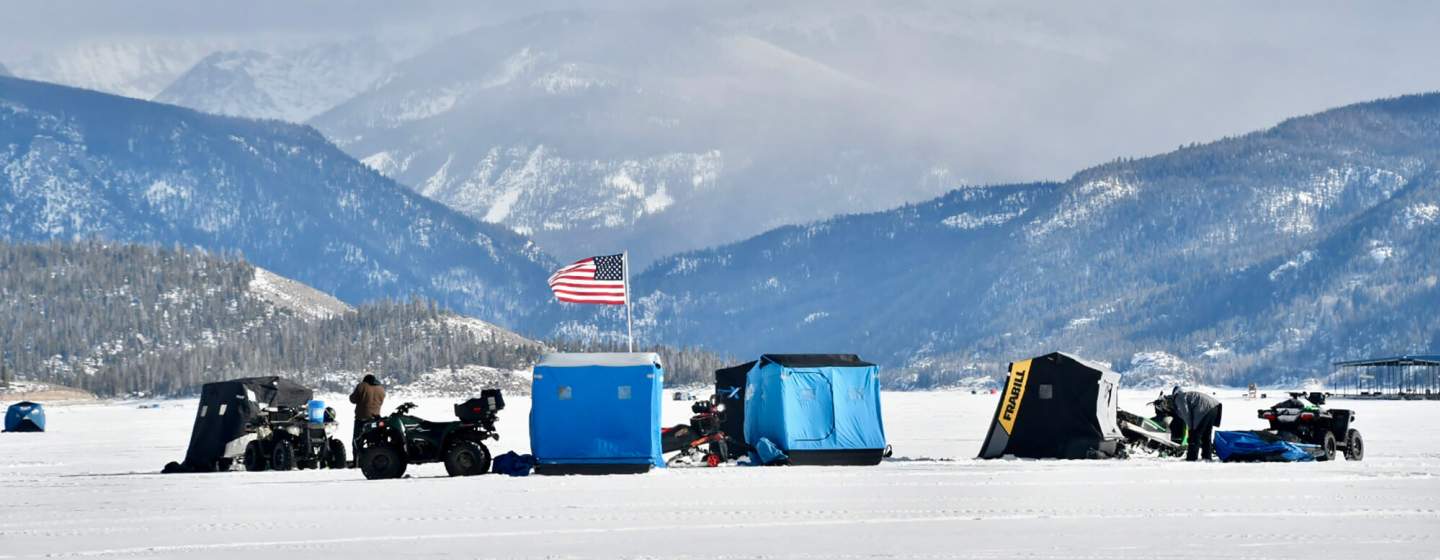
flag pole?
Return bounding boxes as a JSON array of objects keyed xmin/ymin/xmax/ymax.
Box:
[{"xmin": 623, "ymin": 250, "xmax": 634, "ymax": 352}]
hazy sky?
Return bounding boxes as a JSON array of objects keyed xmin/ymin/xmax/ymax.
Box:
[
  {"xmin": 4, "ymin": 1, "xmax": 1440, "ymax": 184},
  {"xmin": 0, "ymin": 1, "xmax": 543, "ymax": 55}
]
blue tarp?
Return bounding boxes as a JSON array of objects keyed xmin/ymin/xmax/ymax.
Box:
[
  {"xmin": 530, "ymin": 353, "xmax": 664, "ymax": 468},
  {"xmin": 4, "ymin": 401, "xmax": 45, "ymax": 432},
  {"xmin": 1214, "ymin": 430, "xmax": 1316, "ymax": 462},
  {"xmin": 743, "ymin": 356, "xmax": 886, "ymax": 455}
]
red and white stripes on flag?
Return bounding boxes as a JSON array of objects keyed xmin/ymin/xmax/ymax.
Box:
[{"xmin": 547, "ymin": 254, "xmax": 628, "ymax": 305}]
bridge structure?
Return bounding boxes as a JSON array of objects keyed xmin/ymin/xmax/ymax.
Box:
[{"xmin": 1331, "ymin": 354, "xmax": 1440, "ymax": 399}]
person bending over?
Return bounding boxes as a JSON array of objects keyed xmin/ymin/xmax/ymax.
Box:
[{"xmin": 1167, "ymin": 386, "xmax": 1222, "ymax": 462}]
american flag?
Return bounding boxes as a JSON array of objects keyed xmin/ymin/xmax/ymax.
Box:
[{"xmin": 547, "ymin": 253, "xmax": 628, "ymax": 305}]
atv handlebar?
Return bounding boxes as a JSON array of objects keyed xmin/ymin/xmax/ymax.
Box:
[{"xmin": 395, "ymin": 402, "xmax": 418, "ymax": 415}]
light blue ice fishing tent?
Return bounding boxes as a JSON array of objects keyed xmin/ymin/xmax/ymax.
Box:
[
  {"xmin": 530, "ymin": 353, "xmax": 664, "ymax": 474},
  {"xmin": 4, "ymin": 401, "xmax": 46, "ymax": 432},
  {"xmin": 743, "ymin": 354, "xmax": 886, "ymax": 465}
]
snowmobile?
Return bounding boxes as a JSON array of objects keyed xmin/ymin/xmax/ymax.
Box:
[
  {"xmin": 1117, "ymin": 405, "xmax": 1184, "ymax": 458},
  {"xmin": 242, "ymin": 405, "xmax": 347, "ymax": 472},
  {"xmin": 1257, "ymin": 392, "xmax": 1363, "ymax": 461},
  {"xmin": 354, "ymin": 390, "xmax": 504, "ymax": 480},
  {"xmin": 661, "ymin": 396, "xmax": 729, "ymax": 467}
]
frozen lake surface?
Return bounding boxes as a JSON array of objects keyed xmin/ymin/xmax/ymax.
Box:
[{"xmin": 2, "ymin": 390, "xmax": 1437, "ymax": 559}]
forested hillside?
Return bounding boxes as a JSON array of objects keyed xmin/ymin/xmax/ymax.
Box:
[
  {"xmin": 0, "ymin": 240, "xmax": 542, "ymax": 396},
  {"xmin": 628, "ymin": 93, "xmax": 1440, "ymax": 386},
  {"xmin": 0, "ymin": 76, "xmax": 554, "ymax": 328}
]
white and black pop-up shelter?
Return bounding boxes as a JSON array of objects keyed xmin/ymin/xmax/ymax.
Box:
[{"xmin": 978, "ymin": 352, "xmax": 1124, "ymax": 459}]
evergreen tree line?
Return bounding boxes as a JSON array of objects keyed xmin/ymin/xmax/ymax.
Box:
[
  {"xmin": 543, "ymin": 337, "xmax": 737, "ymax": 389},
  {"xmin": 0, "ymin": 240, "xmax": 542, "ymax": 396}
]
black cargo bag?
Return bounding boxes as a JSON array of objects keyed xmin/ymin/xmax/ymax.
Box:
[{"xmin": 456, "ymin": 389, "xmax": 506, "ymax": 422}]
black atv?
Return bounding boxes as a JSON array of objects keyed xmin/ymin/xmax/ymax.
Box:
[
  {"xmin": 1258, "ymin": 392, "xmax": 1363, "ymax": 461},
  {"xmin": 355, "ymin": 390, "xmax": 504, "ymax": 480},
  {"xmin": 242, "ymin": 405, "xmax": 347, "ymax": 472}
]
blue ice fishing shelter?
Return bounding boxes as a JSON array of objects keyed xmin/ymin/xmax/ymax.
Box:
[
  {"xmin": 4, "ymin": 401, "xmax": 46, "ymax": 432},
  {"xmin": 743, "ymin": 354, "xmax": 887, "ymax": 465},
  {"xmin": 530, "ymin": 353, "xmax": 664, "ymax": 474}
]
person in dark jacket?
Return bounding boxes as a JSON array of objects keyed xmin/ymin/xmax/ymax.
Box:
[
  {"xmin": 349, "ymin": 374, "xmax": 386, "ymax": 463},
  {"xmin": 1167, "ymin": 386, "xmax": 1222, "ymax": 461}
]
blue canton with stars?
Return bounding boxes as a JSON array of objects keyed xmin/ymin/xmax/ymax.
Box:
[{"xmin": 593, "ymin": 254, "xmax": 625, "ymax": 281}]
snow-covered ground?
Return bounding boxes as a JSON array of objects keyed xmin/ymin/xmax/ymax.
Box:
[{"xmin": 2, "ymin": 390, "xmax": 1437, "ymax": 559}]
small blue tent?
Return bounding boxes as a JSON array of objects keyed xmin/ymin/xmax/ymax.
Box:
[
  {"xmin": 4, "ymin": 401, "xmax": 46, "ymax": 432},
  {"xmin": 530, "ymin": 353, "xmax": 664, "ymax": 474},
  {"xmin": 743, "ymin": 354, "xmax": 887, "ymax": 465}
]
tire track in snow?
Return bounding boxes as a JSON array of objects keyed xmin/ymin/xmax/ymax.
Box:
[{"xmin": 21, "ymin": 508, "xmax": 1440, "ymax": 558}]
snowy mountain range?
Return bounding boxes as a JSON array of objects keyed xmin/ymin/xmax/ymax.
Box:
[
  {"xmin": 8, "ymin": 38, "xmax": 234, "ymax": 99},
  {"xmin": 309, "ymin": 11, "xmax": 962, "ymax": 266},
  {"xmin": 4, "ymin": 65, "xmax": 1437, "ymax": 386},
  {"xmin": 0, "ymin": 76, "xmax": 554, "ymax": 327},
  {"xmin": 623, "ymin": 94, "xmax": 1440, "ymax": 384},
  {"xmin": 153, "ymin": 38, "xmax": 409, "ymax": 122}
]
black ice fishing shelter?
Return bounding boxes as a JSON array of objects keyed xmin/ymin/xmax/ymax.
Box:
[
  {"xmin": 173, "ymin": 376, "xmax": 312, "ymax": 472},
  {"xmin": 714, "ymin": 361, "xmax": 756, "ymax": 458},
  {"xmin": 978, "ymin": 352, "xmax": 1123, "ymax": 459}
]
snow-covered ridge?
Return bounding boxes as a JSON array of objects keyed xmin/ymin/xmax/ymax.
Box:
[
  {"xmin": 389, "ymin": 364, "xmax": 532, "ymax": 397},
  {"xmin": 153, "ymin": 38, "xmax": 407, "ymax": 122},
  {"xmin": 248, "ymin": 267, "xmax": 353, "ymax": 319},
  {"xmin": 11, "ymin": 37, "xmax": 237, "ymax": 99},
  {"xmin": 1028, "ymin": 176, "xmax": 1139, "ymax": 240},
  {"xmin": 1401, "ymin": 202, "xmax": 1439, "ymax": 229},
  {"xmin": 401, "ymin": 145, "xmax": 725, "ymax": 239},
  {"xmin": 1122, "ymin": 351, "xmax": 1200, "ymax": 389},
  {"xmin": 942, "ymin": 210, "xmax": 1024, "ymax": 230}
]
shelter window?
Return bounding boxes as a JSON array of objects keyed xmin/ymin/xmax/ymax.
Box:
[
  {"xmin": 558, "ymin": 386, "xmax": 573, "ymax": 400},
  {"xmin": 218, "ymin": 404, "xmax": 228, "ymax": 416},
  {"xmin": 617, "ymin": 385, "xmax": 632, "ymax": 400},
  {"xmin": 1038, "ymin": 384, "xmax": 1054, "ymax": 400},
  {"xmin": 199, "ymin": 405, "xmax": 208, "ymax": 417}
]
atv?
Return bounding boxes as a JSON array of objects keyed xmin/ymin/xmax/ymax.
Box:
[
  {"xmin": 355, "ymin": 390, "xmax": 504, "ymax": 480},
  {"xmin": 242, "ymin": 405, "xmax": 347, "ymax": 472},
  {"xmin": 1258, "ymin": 392, "xmax": 1363, "ymax": 461},
  {"xmin": 661, "ymin": 396, "xmax": 729, "ymax": 467}
]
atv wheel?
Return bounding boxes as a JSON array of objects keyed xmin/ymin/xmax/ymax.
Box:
[
  {"xmin": 243, "ymin": 441, "xmax": 267, "ymax": 472},
  {"xmin": 270, "ymin": 440, "xmax": 297, "ymax": 471},
  {"xmin": 326, "ymin": 439, "xmax": 347, "ymax": 469},
  {"xmin": 1344, "ymin": 429, "xmax": 1364, "ymax": 461},
  {"xmin": 444, "ymin": 439, "xmax": 492, "ymax": 477},
  {"xmin": 359, "ymin": 444, "xmax": 407, "ymax": 480},
  {"xmin": 1319, "ymin": 431, "xmax": 1337, "ymax": 462}
]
